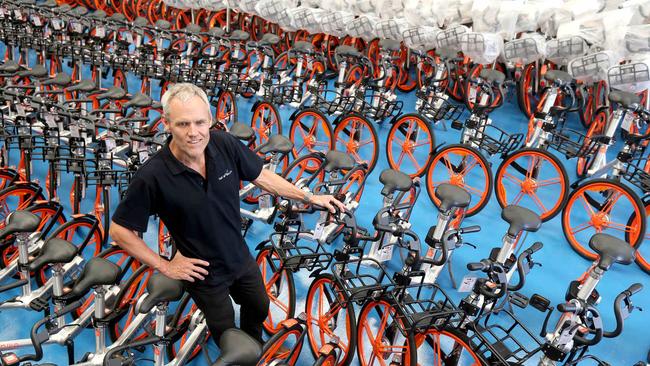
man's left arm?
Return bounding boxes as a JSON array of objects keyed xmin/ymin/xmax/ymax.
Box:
[{"xmin": 253, "ymin": 169, "xmax": 346, "ymax": 213}]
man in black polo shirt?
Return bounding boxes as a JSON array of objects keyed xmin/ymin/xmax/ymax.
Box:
[{"xmin": 110, "ymin": 83, "xmax": 344, "ymax": 345}]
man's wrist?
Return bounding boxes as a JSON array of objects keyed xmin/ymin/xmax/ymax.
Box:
[
  {"xmin": 155, "ymin": 256, "xmax": 169, "ymax": 273},
  {"xmin": 302, "ymin": 191, "xmax": 313, "ymax": 204}
]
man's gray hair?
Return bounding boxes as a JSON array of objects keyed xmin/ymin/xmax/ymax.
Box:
[{"xmin": 161, "ymin": 83, "xmax": 210, "ymax": 118}]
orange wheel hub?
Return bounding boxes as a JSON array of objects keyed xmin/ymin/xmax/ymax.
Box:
[
  {"xmin": 450, "ymin": 174, "xmax": 464, "ymax": 186},
  {"xmin": 590, "ymin": 212, "xmax": 609, "ymax": 231},
  {"xmin": 521, "ymin": 178, "xmax": 538, "ymax": 194}
]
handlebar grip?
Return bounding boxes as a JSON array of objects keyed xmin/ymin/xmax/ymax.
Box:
[
  {"xmin": 460, "ymin": 225, "xmax": 481, "ymax": 234},
  {"xmin": 467, "ymin": 262, "xmax": 487, "ymax": 271},
  {"xmin": 626, "ymin": 283, "xmax": 643, "ymax": 296},
  {"xmin": 527, "ymin": 241, "xmax": 544, "ymax": 253},
  {"xmin": 558, "ymin": 303, "xmax": 578, "ymax": 313}
]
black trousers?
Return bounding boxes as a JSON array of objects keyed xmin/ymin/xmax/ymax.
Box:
[{"xmin": 185, "ymin": 259, "xmax": 269, "ymax": 345}]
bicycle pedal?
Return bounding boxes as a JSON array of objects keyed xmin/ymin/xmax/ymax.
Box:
[
  {"xmin": 509, "ymin": 292, "xmax": 529, "ymax": 309},
  {"xmin": 530, "ymin": 294, "xmax": 551, "ymax": 312}
]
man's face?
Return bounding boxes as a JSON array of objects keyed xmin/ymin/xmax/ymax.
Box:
[{"xmin": 164, "ymin": 95, "xmax": 212, "ymax": 159}]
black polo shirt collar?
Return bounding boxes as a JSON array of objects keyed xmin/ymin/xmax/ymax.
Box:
[{"xmin": 161, "ymin": 135, "xmax": 218, "ymax": 176}]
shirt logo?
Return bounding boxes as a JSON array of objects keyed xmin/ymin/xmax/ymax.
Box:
[{"xmin": 218, "ymin": 169, "xmax": 232, "ymax": 181}]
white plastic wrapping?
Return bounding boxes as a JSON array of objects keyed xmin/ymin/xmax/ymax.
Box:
[
  {"xmin": 459, "ymin": 32, "xmax": 503, "ymax": 65},
  {"xmin": 288, "ymin": 7, "xmax": 327, "ymax": 34},
  {"xmin": 546, "ymin": 36, "xmax": 589, "ymax": 66},
  {"xmin": 436, "ymin": 24, "xmax": 469, "ymax": 51},
  {"xmin": 318, "ymin": 11, "xmax": 355, "ymax": 38},
  {"xmin": 514, "ymin": 0, "xmax": 563, "ymax": 33},
  {"xmin": 238, "ymin": 0, "xmax": 260, "ymax": 15},
  {"xmin": 403, "ymin": 0, "xmax": 447, "ymax": 27},
  {"xmin": 374, "ymin": 0, "xmax": 405, "ymax": 19},
  {"xmin": 623, "ymin": 24, "xmax": 650, "ymax": 60},
  {"xmin": 608, "ymin": 61, "xmax": 650, "ymax": 93},
  {"xmin": 442, "ymin": 0, "xmax": 474, "ymax": 27},
  {"xmin": 345, "ymin": 14, "xmax": 380, "ymax": 41},
  {"xmin": 402, "ymin": 26, "xmax": 438, "ymax": 51},
  {"xmin": 200, "ymin": 0, "xmax": 227, "ymax": 11},
  {"xmin": 471, "ymin": 1, "xmax": 523, "ymax": 40},
  {"xmin": 374, "ymin": 18, "xmax": 410, "ymax": 41},
  {"xmin": 162, "ymin": 0, "xmax": 196, "ymax": 9},
  {"xmin": 255, "ymin": 0, "xmax": 299, "ymax": 23},
  {"xmin": 556, "ymin": 8, "xmax": 635, "ymax": 56},
  {"xmin": 568, "ymin": 51, "xmax": 618, "ymax": 83},
  {"xmin": 538, "ymin": 8, "xmax": 574, "ymax": 37},
  {"xmin": 502, "ymin": 34, "xmax": 546, "ymax": 66}
]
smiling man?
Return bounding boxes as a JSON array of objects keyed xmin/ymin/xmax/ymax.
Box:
[{"xmin": 110, "ymin": 83, "xmax": 344, "ymax": 345}]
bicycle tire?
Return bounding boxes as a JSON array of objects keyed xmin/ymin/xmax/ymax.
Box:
[
  {"xmin": 333, "ymin": 113, "xmax": 379, "ymax": 174},
  {"xmin": 256, "ymin": 245, "xmax": 296, "ymax": 335},
  {"xmin": 386, "ymin": 113, "xmax": 435, "ymax": 178},
  {"xmin": 562, "ymin": 179, "xmax": 646, "ymax": 261},
  {"xmin": 289, "ymin": 108, "xmax": 334, "ymax": 159},
  {"xmin": 495, "ymin": 148, "xmax": 569, "ymax": 222},
  {"xmin": 426, "ymin": 144, "xmax": 492, "ymax": 217}
]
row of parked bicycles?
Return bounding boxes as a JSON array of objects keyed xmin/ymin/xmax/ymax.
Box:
[
  {"xmin": 0, "ymin": 0, "xmax": 647, "ymax": 365},
  {"xmin": 4, "ymin": 0, "xmax": 648, "ymax": 274}
]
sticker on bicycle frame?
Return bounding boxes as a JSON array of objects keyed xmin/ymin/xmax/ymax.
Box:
[
  {"xmin": 15, "ymin": 104, "xmax": 26, "ymax": 117},
  {"xmin": 468, "ymin": 86, "xmax": 477, "ymax": 104},
  {"xmin": 70, "ymin": 22, "xmax": 83, "ymax": 34},
  {"xmin": 94, "ymin": 26, "xmax": 105, "ymax": 39},
  {"xmin": 139, "ymin": 149, "xmax": 149, "ymax": 163},
  {"xmin": 621, "ymin": 113, "xmax": 635, "ymax": 132},
  {"xmin": 313, "ymin": 221, "xmax": 325, "ymax": 240},
  {"xmin": 30, "ymin": 15, "xmax": 41, "ymax": 27},
  {"xmin": 104, "ymin": 137, "xmax": 116, "ymax": 152},
  {"xmin": 44, "ymin": 113, "xmax": 56, "ymax": 128},
  {"xmin": 458, "ymin": 275, "xmax": 478, "ymax": 293},
  {"xmin": 70, "ymin": 125, "xmax": 80, "ymax": 138},
  {"xmin": 123, "ymin": 32, "xmax": 133, "ymax": 44},
  {"xmin": 51, "ymin": 19, "xmax": 64, "ymax": 30}
]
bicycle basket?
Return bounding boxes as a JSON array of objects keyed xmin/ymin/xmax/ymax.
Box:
[
  {"xmin": 361, "ymin": 89, "xmax": 403, "ymax": 121},
  {"xmin": 238, "ymin": 0, "xmax": 260, "ymax": 14},
  {"xmin": 375, "ymin": 18, "xmax": 409, "ymax": 42},
  {"xmin": 546, "ymin": 36, "xmax": 588, "ymax": 66},
  {"xmin": 289, "ymin": 7, "xmax": 325, "ymax": 34},
  {"xmin": 331, "ymin": 247, "xmax": 394, "ymax": 305},
  {"xmin": 470, "ymin": 124, "xmax": 524, "ymax": 156},
  {"xmin": 608, "ymin": 62, "xmax": 650, "ymax": 93},
  {"xmin": 390, "ymin": 277, "xmax": 464, "ymax": 333},
  {"xmin": 268, "ymin": 229, "xmax": 333, "ymax": 273},
  {"xmin": 318, "ymin": 11, "xmax": 355, "ymax": 38},
  {"xmin": 465, "ymin": 309, "xmax": 544, "ymax": 365},
  {"xmin": 623, "ymin": 158, "xmax": 650, "ymax": 192},
  {"xmin": 436, "ymin": 24, "xmax": 469, "ymax": 51},
  {"xmin": 548, "ymin": 128, "xmax": 599, "ymax": 159},
  {"xmin": 314, "ymin": 89, "xmax": 355, "ymax": 115},
  {"xmin": 417, "ymin": 93, "xmax": 464, "ymax": 122},
  {"xmin": 503, "ymin": 35, "xmax": 545, "ymax": 66},
  {"xmin": 345, "ymin": 14, "xmax": 379, "ymax": 41},
  {"xmin": 460, "ymin": 32, "xmax": 503, "ymax": 65},
  {"xmin": 568, "ymin": 51, "xmax": 614, "ymax": 83},
  {"xmin": 402, "ymin": 26, "xmax": 437, "ymax": 51}
]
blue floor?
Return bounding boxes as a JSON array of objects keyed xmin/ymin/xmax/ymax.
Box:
[{"xmin": 0, "ymin": 47, "xmax": 648, "ymax": 365}]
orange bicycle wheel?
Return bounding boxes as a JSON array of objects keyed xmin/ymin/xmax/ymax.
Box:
[
  {"xmin": 386, "ymin": 113, "xmax": 435, "ymax": 178},
  {"xmin": 333, "ymin": 114, "xmax": 379, "ymax": 173},
  {"xmin": 413, "ymin": 327, "xmax": 484, "ymax": 366},
  {"xmin": 250, "ymin": 101, "xmax": 281, "ymax": 148},
  {"xmin": 289, "ymin": 108, "xmax": 333, "ymax": 159},
  {"xmin": 495, "ymin": 148, "xmax": 569, "ymax": 222},
  {"xmin": 306, "ymin": 274, "xmax": 356, "ymax": 366},
  {"xmin": 562, "ymin": 179, "xmax": 645, "ymax": 261},
  {"xmin": 259, "ymin": 320, "xmax": 304, "ymax": 365},
  {"xmin": 215, "ymin": 90, "xmax": 238, "ymax": 129},
  {"xmin": 357, "ymin": 299, "xmax": 415, "ymax": 366},
  {"xmin": 256, "ymin": 246, "xmax": 295, "ymax": 334},
  {"xmin": 426, "ymin": 144, "xmax": 492, "ymax": 216}
]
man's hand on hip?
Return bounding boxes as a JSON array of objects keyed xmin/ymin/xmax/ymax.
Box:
[{"xmin": 159, "ymin": 252, "xmax": 210, "ymax": 282}]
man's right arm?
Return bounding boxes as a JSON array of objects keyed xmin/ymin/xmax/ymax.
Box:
[{"xmin": 110, "ymin": 222, "xmax": 209, "ymax": 282}]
